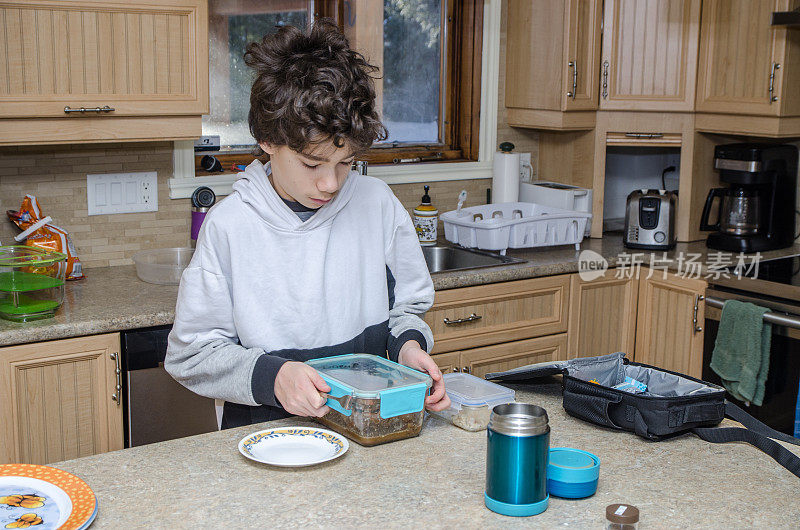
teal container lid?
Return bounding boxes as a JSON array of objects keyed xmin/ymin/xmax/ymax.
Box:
[
  {"xmin": 547, "ymin": 448, "xmax": 600, "ymax": 499},
  {"xmin": 306, "ymin": 354, "xmax": 432, "ymax": 419}
]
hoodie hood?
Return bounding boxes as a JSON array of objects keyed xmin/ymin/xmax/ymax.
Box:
[{"xmin": 232, "ymin": 160, "xmax": 358, "ymax": 231}]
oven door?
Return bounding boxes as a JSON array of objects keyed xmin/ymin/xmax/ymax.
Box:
[{"xmin": 702, "ymin": 288, "xmax": 800, "ymax": 437}]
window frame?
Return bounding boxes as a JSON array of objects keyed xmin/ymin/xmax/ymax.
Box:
[{"xmin": 194, "ymin": 0, "xmax": 483, "ymax": 173}]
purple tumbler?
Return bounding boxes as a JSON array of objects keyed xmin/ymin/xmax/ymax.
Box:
[{"xmin": 190, "ymin": 186, "xmax": 216, "ymax": 246}]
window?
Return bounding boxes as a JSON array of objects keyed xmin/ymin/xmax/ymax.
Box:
[{"xmin": 198, "ymin": 0, "xmax": 482, "ymax": 172}]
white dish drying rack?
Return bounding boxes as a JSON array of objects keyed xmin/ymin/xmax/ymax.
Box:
[{"xmin": 441, "ymin": 202, "xmax": 591, "ymax": 254}]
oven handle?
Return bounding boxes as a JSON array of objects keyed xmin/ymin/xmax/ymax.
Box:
[{"xmin": 705, "ymin": 296, "xmax": 800, "ymax": 330}]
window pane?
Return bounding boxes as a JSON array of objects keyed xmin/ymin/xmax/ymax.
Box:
[
  {"xmin": 204, "ymin": 1, "xmax": 308, "ymax": 149},
  {"xmin": 381, "ymin": 0, "xmax": 442, "ymax": 144}
]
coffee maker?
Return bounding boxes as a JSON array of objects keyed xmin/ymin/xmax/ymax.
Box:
[{"xmin": 700, "ymin": 143, "xmax": 797, "ymax": 253}]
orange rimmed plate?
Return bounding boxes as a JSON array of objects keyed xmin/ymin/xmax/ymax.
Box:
[{"xmin": 0, "ymin": 464, "xmax": 97, "ymax": 530}]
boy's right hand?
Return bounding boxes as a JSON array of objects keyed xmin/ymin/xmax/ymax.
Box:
[{"xmin": 274, "ymin": 361, "xmax": 331, "ymax": 417}]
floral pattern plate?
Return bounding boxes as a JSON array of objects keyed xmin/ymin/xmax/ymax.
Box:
[
  {"xmin": 238, "ymin": 427, "xmax": 349, "ymax": 467},
  {"xmin": 0, "ymin": 464, "xmax": 97, "ymax": 530}
]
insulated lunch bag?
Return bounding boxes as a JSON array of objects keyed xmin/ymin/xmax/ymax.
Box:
[{"xmin": 486, "ymin": 352, "xmax": 800, "ymax": 479}]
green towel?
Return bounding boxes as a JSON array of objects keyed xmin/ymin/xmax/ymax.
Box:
[{"xmin": 710, "ymin": 299, "xmax": 772, "ymax": 406}]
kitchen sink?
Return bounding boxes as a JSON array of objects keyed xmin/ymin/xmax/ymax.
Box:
[{"xmin": 421, "ymin": 245, "xmax": 526, "ymax": 273}]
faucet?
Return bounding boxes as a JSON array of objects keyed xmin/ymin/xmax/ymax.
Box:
[{"xmin": 353, "ymin": 160, "xmax": 368, "ymax": 175}]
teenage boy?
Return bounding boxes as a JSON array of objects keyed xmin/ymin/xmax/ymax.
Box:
[{"xmin": 166, "ymin": 20, "xmax": 450, "ymax": 428}]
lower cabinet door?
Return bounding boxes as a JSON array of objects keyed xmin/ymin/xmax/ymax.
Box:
[
  {"xmin": 634, "ymin": 270, "xmax": 706, "ymax": 378},
  {"xmin": 568, "ymin": 272, "xmax": 638, "ymax": 358},
  {"xmin": 0, "ymin": 333, "xmax": 124, "ymax": 464},
  {"xmin": 459, "ymin": 334, "xmax": 568, "ymax": 379}
]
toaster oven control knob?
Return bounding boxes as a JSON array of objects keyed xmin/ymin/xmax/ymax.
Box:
[{"xmin": 654, "ymin": 231, "xmax": 666, "ymax": 243}]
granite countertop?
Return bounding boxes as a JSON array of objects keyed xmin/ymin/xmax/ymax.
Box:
[
  {"xmin": 2, "ymin": 235, "xmax": 799, "ymax": 347},
  {"xmin": 52, "ymin": 382, "xmax": 800, "ymax": 528}
]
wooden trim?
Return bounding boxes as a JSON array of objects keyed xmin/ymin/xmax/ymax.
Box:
[
  {"xmin": 606, "ymin": 132, "xmax": 682, "ymax": 147},
  {"xmin": 505, "ymin": 108, "xmax": 596, "ymax": 131},
  {"xmin": 453, "ymin": 0, "xmax": 483, "ymax": 161},
  {"xmin": 0, "ymin": 116, "xmax": 201, "ymax": 146},
  {"xmin": 694, "ymin": 113, "xmax": 800, "ymax": 138}
]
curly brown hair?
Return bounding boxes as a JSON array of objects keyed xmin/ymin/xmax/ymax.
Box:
[{"xmin": 244, "ymin": 19, "xmax": 387, "ymax": 155}]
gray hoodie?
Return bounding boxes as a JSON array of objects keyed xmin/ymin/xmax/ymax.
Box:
[{"xmin": 165, "ymin": 161, "xmax": 434, "ymax": 427}]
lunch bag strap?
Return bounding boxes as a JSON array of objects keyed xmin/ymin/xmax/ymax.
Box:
[{"xmin": 692, "ymin": 401, "xmax": 800, "ymax": 479}]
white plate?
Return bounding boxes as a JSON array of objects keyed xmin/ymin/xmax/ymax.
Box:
[
  {"xmin": 0, "ymin": 476, "xmax": 72, "ymax": 529},
  {"xmin": 238, "ymin": 426, "xmax": 349, "ymax": 467}
]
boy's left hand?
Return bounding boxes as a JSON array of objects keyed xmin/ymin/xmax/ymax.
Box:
[{"xmin": 398, "ymin": 340, "xmax": 451, "ymax": 412}]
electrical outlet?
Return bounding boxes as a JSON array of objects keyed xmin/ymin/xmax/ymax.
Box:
[
  {"xmin": 87, "ymin": 172, "xmax": 158, "ymax": 215},
  {"xmin": 518, "ymin": 152, "xmax": 534, "ymax": 181}
]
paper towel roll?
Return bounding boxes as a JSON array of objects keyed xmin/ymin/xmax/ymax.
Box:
[{"xmin": 492, "ymin": 151, "xmax": 520, "ymax": 203}]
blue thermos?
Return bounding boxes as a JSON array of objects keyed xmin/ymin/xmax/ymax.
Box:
[{"xmin": 485, "ymin": 403, "xmax": 550, "ymax": 517}]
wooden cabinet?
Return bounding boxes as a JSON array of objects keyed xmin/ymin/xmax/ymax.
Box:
[
  {"xmin": 505, "ymin": 0, "xmax": 602, "ymax": 130},
  {"xmin": 0, "ymin": 0, "xmax": 209, "ymax": 145},
  {"xmin": 695, "ymin": 0, "xmax": 800, "ymax": 136},
  {"xmin": 599, "ymin": 0, "xmax": 701, "ymax": 112},
  {"xmin": 424, "ymin": 275, "xmax": 570, "ymax": 354},
  {"xmin": 633, "ymin": 269, "xmax": 706, "ymax": 378},
  {"xmin": 567, "ymin": 271, "xmax": 638, "ymax": 358},
  {"xmin": 0, "ymin": 333, "xmax": 123, "ymax": 465}
]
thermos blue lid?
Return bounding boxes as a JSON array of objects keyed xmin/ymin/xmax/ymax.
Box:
[{"xmin": 547, "ymin": 448, "xmax": 600, "ymax": 499}]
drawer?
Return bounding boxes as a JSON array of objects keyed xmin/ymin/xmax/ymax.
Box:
[
  {"xmin": 435, "ymin": 333, "xmax": 568, "ymax": 379},
  {"xmin": 425, "ymin": 275, "xmax": 570, "ymax": 354}
]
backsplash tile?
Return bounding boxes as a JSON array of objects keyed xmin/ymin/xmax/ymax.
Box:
[
  {"xmin": 0, "ymin": 142, "xmax": 191, "ymax": 269},
  {"xmin": 0, "ymin": 143, "xmax": 493, "ymax": 268}
]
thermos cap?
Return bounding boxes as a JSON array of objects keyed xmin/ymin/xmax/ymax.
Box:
[
  {"xmin": 546, "ymin": 447, "xmax": 600, "ymax": 499},
  {"xmin": 487, "ymin": 403, "xmax": 549, "ymax": 437}
]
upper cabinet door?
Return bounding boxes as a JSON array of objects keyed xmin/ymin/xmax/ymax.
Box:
[
  {"xmin": 562, "ymin": 0, "xmax": 602, "ymax": 111},
  {"xmin": 696, "ymin": 0, "xmax": 797, "ymax": 117},
  {"xmin": 599, "ymin": 0, "xmax": 701, "ymax": 111},
  {"xmin": 0, "ymin": 0, "xmax": 209, "ymax": 118},
  {"xmin": 505, "ymin": 0, "xmax": 567, "ymax": 113}
]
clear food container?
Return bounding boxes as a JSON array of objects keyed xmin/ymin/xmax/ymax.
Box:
[
  {"xmin": 132, "ymin": 247, "xmax": 194, "ymax": 285},
  {"xmin": 432, "ymin": 372, "xmax": 515, "ymax": 431},
  {"xmin": 306, "ymin": 354, "xmax": 432, "ymax": 446},
  {"xmin": 0, "ymin": 246, "xmax": 67, "ymax": 322}
]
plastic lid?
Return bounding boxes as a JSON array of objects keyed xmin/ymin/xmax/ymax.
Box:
[
  {"xmin": 443, "ymin": 372, "xmax": 515, "ymax": 408},
  {"xmin": 0, "ymin": 245, "xmax": 67, "ymax": 267},
  {"xmin": 546, "ymin": 448, "xmax": 600, "ymax": 499},
  {"xmin": 306, "ymin": 354, "xmax": 432, "ymax": 398},
  {"xmin": 606, "ymin": 504, "xmax": 639, "ymax": 524}
]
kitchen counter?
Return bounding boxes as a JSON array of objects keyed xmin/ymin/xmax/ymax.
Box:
[
  {"xmin": 2, "ymin": 235, "xmax": 799, "ymax": 347},
  {"xmin": 52, "ymin": 382, "xmax": 800, "ymax": 528}
]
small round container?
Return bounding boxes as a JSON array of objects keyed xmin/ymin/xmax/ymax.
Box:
[
  {"xmin": 605, "ymin": 503, "xmax": 639, "ymax": 530},
  {"xmin": 132, "ymin": 248, "xmax": 194, "ymax": 285},
  {"xmin": 0, "ymin": 245, "xmax": 67, "ymax": 322},
  {"xmin": 547, "ymin": 447, "xmax": 600, "ymax": 499}
]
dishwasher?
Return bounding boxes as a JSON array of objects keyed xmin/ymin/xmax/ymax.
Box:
[{"xmin": 122, "ymin": 325, "xmax": 219, "ymax": 447}]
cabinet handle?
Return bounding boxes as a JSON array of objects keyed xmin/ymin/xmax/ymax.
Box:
[
  {"xmin": 443, "ymin": 313, "xmax": 482, "ymax": 325},
  {"xmin": 64, "ymin": 105, "xmax": 115, "ymax": 114},
  {"xmin": 110, "ymin": 352, "xmax": 122, "ymax": 406},
  {"xmin": 461, "ymin": 366, "xmax": 472, "ymax": 374},
  {"xmin": 624, "ymin": 133, "xmax": 664, "ymax": 139},
  {"xmin": 567, "ymin": 61, "xmax": 577, "ymax": 99},
  {"xmin": 768, "ymin": 62, "xmax": 781, "ymax": 103},
  {"xmin": 602, "ymin": 60, "xmax": 609, "ymax": 99},
  {"xmin": 693, "ymin": 295, "xmax": 704, "ymax": 334}
]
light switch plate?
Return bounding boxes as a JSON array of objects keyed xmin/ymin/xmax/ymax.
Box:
[{"xmin": 87, "ymin": 172, "xmax": 158, "ymax": 216}]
